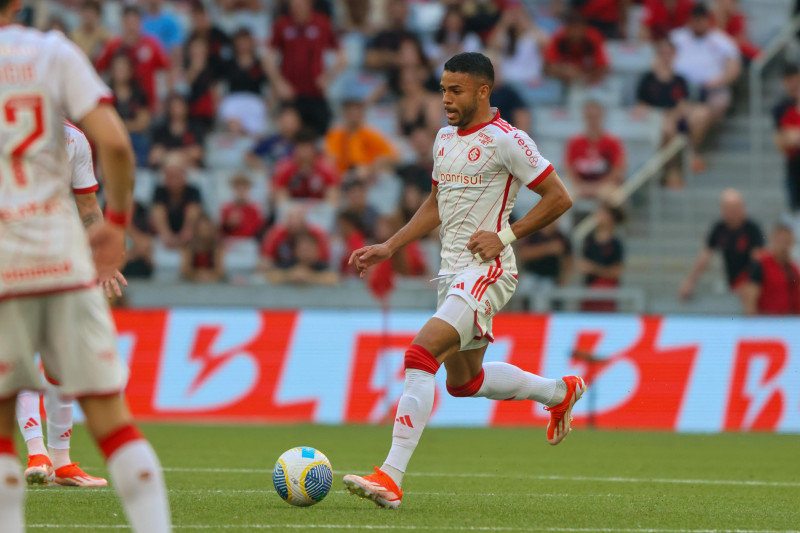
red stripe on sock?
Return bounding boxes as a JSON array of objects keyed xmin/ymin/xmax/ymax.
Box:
[
  {"xmin": 0, "ymin": 436, "xmax": 15, "ymax": 456},
  {"xmin": 446, "ymin": 369, "xmax": 485, "ymax": 397},
  {"xmin": 404, "ymin": 344, "xmax": 440, "ymax": 375},
  {"xmin": 98, "ymin": 424, "xmax": 144, "ymax": 460}
]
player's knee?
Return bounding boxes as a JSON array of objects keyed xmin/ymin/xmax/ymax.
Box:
[
  {"xmin": 404, "ymin": 344, "xmax": 441, "ymax": 375},
  {"xmin": 446, "ymin": 369, "xmax": 485, "ymax": 398}
]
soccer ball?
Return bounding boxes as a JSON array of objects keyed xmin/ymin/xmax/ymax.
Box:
[{"xmin": 272, "ymin": 447, "xmax": 333, "ymax": 507}]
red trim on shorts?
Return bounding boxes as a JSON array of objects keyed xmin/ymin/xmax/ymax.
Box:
[
  {"xmin": 0, "ymin": 437, "xmax": 14, "ymax": 456},
  {"xmin": 527, "ymin": 165, "xmax": 555, "ymax": 190},
  {"xmin": 0, "ymin": 282, "xmax": 96, "ymax": 302},
  {"xmin": 471, "ymin": 310, "xmax": 495, "ymax": 343},
  {"xmin": 446, "ymin": 369, "xmax": 485, "ymax": 397},
  {"xmin": 72, "ymin": 184, "xmax": 99, "ymax": 195},
  {"xmin": 404, "ymin": 344, "xmax": 440, "ymax": 375},
  {"xmin": 457, "ymin": 110, "xmax": 502, "ymax": 136},
  {"xmin": 98, "ymin": 424, "xmax": 144, "ymax": 460}
]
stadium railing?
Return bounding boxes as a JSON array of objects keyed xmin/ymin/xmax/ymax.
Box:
[{"xmin": 749, "ymin": 13, "xmax": 800, "ymax": 184}]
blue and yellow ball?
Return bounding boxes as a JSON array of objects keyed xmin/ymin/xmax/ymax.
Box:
[{"xmin": 272, "ymin": 447, "xmax": 333, "ymax": 507}]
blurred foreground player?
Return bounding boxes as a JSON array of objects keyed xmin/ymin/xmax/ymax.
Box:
[
  {"xmin": 344, "ymin": 53, "xmax": 584, "ymax": 509},
  {"xmin": 0, "ymin": 1, "xmax": 171, "ymax": 531},
  {"xmin": 18, "ymin": 122, "xmax": 128, "ymax": 487}
]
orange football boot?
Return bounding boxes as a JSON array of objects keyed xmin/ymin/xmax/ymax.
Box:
[
  {"xmin": 54, "ymin": 463, "xmax": 108, "ymax": 487},
  {"xmin": 545, "ymin": 376, "xmax": 587, "ymax": 445},
  {"xmin": 343, "ymin": 466, "xmax": 403, "ymax": 509},
  {"xmin": 25, "ymin": 454, "xmax": 54, "ymax": 485}
]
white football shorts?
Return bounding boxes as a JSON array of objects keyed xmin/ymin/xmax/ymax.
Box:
[
  {"xmin": 0, "ymin": 288, "xmax": 127, "ymax": 399},
  {"xmin": 432, "ymin": 265, "xmax": 517, "ymax": 351}
]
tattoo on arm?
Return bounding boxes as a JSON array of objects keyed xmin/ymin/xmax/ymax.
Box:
[{"xmin": 82, "ymin": 212, "xmax": 101, "ymax": 229}]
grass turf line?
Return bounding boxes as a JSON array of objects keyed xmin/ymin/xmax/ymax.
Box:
[{"xmin": 19, "ymin": 424, "xmax": 800, "ymax": 532}]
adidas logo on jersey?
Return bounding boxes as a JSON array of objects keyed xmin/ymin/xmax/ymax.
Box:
[
  {"xmin": 452, "ymin": 282, "xmax": 465, "ymax": 290},
  {"xmin": 23, "ymin": 418, "xmax": 39, "ymax": 430},
  {"xmin": 395, "ymin": 415, "xmax": 414, "ymax": 428},
  {"xmin": 437, "ymin": 146, "xmax": 445, "ymax": 157}
]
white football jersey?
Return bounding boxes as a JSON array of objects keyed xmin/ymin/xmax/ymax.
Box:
[
  {"xmin": 64, "ymin": 122, "xmax": 99, "ymax": 194},
  {"xmin": 432, "ymin": 110, "xmax": 554, "ymax": 276},
  {"xmin": 0, "ymin": 26, "xmax": 112, "ymax": 298}
]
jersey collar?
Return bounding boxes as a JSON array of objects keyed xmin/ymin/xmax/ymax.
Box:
[{"xmin": 457, "ymin": 109, "xmax": 501, "ymax": 137}]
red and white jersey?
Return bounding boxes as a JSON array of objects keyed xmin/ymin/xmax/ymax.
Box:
[
  {"xmin": 64, "ymin": 122, "xmax": 99, "ymax": 195},
  {"xmin": 432, "ymin": 110, "xmax": 554, "ymax": 275},
  {"xmin": 0, "ymin": 26, "xmax": 112, "ymax": 299}
]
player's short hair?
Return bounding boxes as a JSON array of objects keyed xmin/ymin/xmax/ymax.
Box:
[{"xmin": 443, "ymin": 52, "xmax": 494, "ymax": 88}]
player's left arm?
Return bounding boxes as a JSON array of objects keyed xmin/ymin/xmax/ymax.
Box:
[
  {"xmin": 74, "ymin": 192, "xmax": 128, "ymax": 298},
  {"xmin": 468, "ymin": 132, "xmax": 572, "ymax": 262}
]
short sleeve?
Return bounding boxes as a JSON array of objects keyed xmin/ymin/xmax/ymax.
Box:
[
  {"xmin": 716, "ymin": 32, "xmax": 741, "ymax": 61},
  {"xmin": 68, "ymin": 129, "xmax": 99, "ymax": 193},
  {"xmin": 496, "ymin": 129, "xmax": 554, "ymax": 190},
  {"xmin": 706, "ymin": 222, "xmax": 722, "ymax": 249},
  {"xmin": 55, "ymin": 34, "xmax": 113, "ymax": 122}
]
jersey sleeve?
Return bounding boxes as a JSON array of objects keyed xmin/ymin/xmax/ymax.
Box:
[
  {"xmin": 54, "ymin": 34, "xmax": 113, "ymax": 122},
  {"xmin": 68, "ymin": 129, "xmax": 99, "ymax": 194},
  {"xmin": 496, "ymin": 129, "xmax": 554, "ymax": 190}
]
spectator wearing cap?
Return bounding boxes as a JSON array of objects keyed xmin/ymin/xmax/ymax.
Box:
[
  {"xmin": 640, "ymin": 0, "xmax": 695, "ymax": 41},
  {"xmin": 151, "ymin": 152, "xmax": 204, "ymax": 249},
  {"xmin": 247, "ymin": 104, "xmax": 302, "ymax": 170},
  {"xmin": 148, "ymin": 93, "xmax": 205, "ymax": 169},
  {"xmin": 671, "ymin": 3, "xmax": 741, "ymax": 173},
  {"xmin": 220, "ymin": 174, "xmax": 264, "ymax": 239},
  {"xmin": 487, "ymin": 3, "xmax": 549, "ymax": 87},
  {"xmin": 259, "ymin": 206, "xmax": 337, "ymax": 285},
  {"xmin": 564, "ymin": 100, "xmax": 626, "ymax": 204},
  {"xmin": 774, "ymin": 71, "xmax": 800, "ymax": 214},
  {"xmin": 265, "ymin": 0, "xmax": 346, "ymax": 135},
  {"xmin": 636, "ymin": 39, "xmax": 690, "ymax": 188},
  {"xmin": 544, "ymin": 11, "xmax": 609, "ymax": 85},
  {"xmin": 579, "ymin": 203, "xmax": 625, "ymax": 312},
  {"xmin": 325, "ymin": 99, "xmax": 399, "ymax": 176},
  {"xmin": 181, "ymin": 213, "xmax": 225, "ymax": 283},
  {"xmin": 96, "ymin": 6, "xmax": 171, "ymax": 112},
  {"xmin": 680, "ymin": 188, "xmax": 764, "ymax": 303},
  {"xmin": 743, "ymin": 224, "xmax": 800, "ymax": 315},
  {"xmin": 273, "ymin": 129, "xmax": 339, "ymax": 206},
  {"xmin": 71, "ymin": 0, "xmax": 110, "ymax": 62}
]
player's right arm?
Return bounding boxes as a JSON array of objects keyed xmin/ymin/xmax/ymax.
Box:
[{"xmin": 349, "ymin": 187, "xmax": 441, "ymax": 279}]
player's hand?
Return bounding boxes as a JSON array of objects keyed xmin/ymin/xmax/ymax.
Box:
[
  {"xmin": 467, "ymin": 231, "xmax": 505, "ymax": 263},
  {"xmin": 89, "ymin": 223, "xmax": 126, "ymax": 285},
  {"xmin": 349, "ymin": 244, "xmax": 393, "ymax": 279},
  {"xmin": 100, "ymin": 270, "xmax": 128, "ymax": 298}
]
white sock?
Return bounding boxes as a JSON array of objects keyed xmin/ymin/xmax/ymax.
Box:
[
  {"xmin": 107, "ymin": 440, "xmax": 171, "ymax": 533},
  {"xmin": 16, "ymin": 390, "xmax": 47, "ymax": 454},
  {"xmin": 0, "ymin": 453, "xmax": 24, "ymax": 533},
  {"xmin": 381, "ymin": 368, "xmax": 436, "ymax": 488},
  {"xmin": 43, "ymin": 381, "xmax": 73, "ymax": 468},
  {"xmin": 474, "ymin": 362, "xmax": 566, "ymax": 406}
]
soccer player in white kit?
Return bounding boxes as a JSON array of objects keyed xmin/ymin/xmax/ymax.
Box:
[
  {"xmin": 343, "ymin": 53, "xmax": 586, "ymax": 509},
  {"xmin": 16, "ymin": 122, "xmax": 129, "ymax": 488},
  {"xmin": 0, "ymin": 1, "xmax": 171, "ymax": 531}
]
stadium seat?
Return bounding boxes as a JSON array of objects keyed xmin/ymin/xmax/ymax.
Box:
[
  {"xmin": 152, "ymin": 239, "xmax": 182, "ymax": 282},
  {"xmin": 409, "ymin": 2, "xmax": 446, "ymax": 35},
  {"xmin": 133, "ymin": 168, "xmax": 157, "ymax": 205},
  {"xmin": 204, "ymin": 133, "xmax": 256, "ymax": 170},
  {"xmin": 223, "ymin": 238, "xmax": 260, "ymax": 275},
  {"xmin": 367, "ymin": 173, "xmax": 402, "ymax": 216}
]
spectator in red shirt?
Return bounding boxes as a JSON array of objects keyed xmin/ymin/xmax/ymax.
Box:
[
  {"xmin": 220, "ymin": 174, "xmax": 264, "ymax": 239},
  {"xmin": 544, "ymin": 11, "xmax": 609, "ymax": 85},
  {"xmin": 259, "ymin": 205, "xmax": 337, "ymax": 285},
  {"xmin": 273, "ymin": 128, "xmax": 339, "ymax": 206},
  {"xmin": 184, "ymin": 34, "xmax": 219, "ymax": 136},
  {"xmin": 640, "ymin": 0, "xmax": 695, "ymax": 41},
  {"xmin": 564, "ymin": 100, "xmax": 626, "ymax": 202},
  {"xmin": 265, "ymin": 0, "xmax": 346, "ymax": 135},
  {"xmin": 181, "ymin": 213, "xmax": 225, "ymax": 283},
  {"xmin": 744, "ymin": 224, "xmax": 800, "ymax": 315},
  {"xmin": 774, "ymin": 76, "xmax": 800, "ymax": 214},
  {"xmin": 711, "ymin": 0, "xmax": 759, "ymax": 60},
  {"xmin": 95, "ymin": 5, "xmax": 171, "ymax": 112},
  {"xmin": 573, "ymin": 0, "xmax": 632, "ymax": 39},
  {"xmin": 338, "ymin": 210, "xmax": 367, "ymax": 276}
]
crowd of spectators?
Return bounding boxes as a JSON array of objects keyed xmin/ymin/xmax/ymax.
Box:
[{"xmin": 24, "ymin": 0, "xmax": 776, "ymax": 310}]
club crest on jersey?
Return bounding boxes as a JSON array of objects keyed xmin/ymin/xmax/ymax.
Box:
[{"xmin": 468, "ymin": 146, "xmax": 482, "ymax": 162}]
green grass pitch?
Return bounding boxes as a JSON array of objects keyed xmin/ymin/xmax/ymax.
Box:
[{"xmin": 20, "ymin": 423, "xmax": 800, "ymax": 532}]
